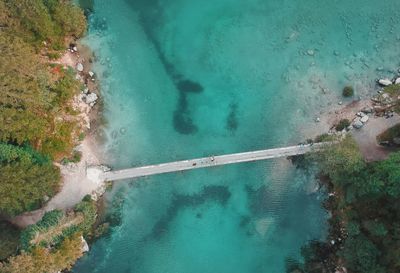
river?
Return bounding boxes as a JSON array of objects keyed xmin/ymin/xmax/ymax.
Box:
[{"xmin": 73, "ymin": 0, "xmax": 400, "ymax": 272}]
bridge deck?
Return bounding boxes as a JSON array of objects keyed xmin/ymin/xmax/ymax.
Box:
[{"xmin": 101, "ymin": 142, "xmax": 328, "ymax": 182}]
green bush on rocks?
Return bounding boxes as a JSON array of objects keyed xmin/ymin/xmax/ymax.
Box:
[{"xmin": 343, "ymin": 86, "xmax": 354, "ymax": 97}]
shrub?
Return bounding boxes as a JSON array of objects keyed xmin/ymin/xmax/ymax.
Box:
[
  {"xmin": 0, "ymin": 221, "xmax": 20, "ymax": 261},
  {"xmin": 343, "ymin": 86, "xmax": 354, "ymax": 97},
  {"xmin": 20, "ymin": 210, "xmax": 64, "ymax": 250},
  {"xmin": 74, "ymin": 199, "xmax": 97, "ymax": 237},
  {"xmin": 0, "ymin": 143, "xmax": 50, "ymax": 165},
  {"xmin": 315, "ymin": 133, "xmax": 337, "ymax": 142},
  {"xmin": 47, "ymin": 52, "xmax": 61, "ymax": 60},
  {"xmin": 335, "ymin": 119, "xmax": 351, "ymax": 131}
]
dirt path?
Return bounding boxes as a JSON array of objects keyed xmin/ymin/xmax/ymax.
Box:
[{"xmin": 351, "ymin": 114, "xmax": 400, "ymax": 161}]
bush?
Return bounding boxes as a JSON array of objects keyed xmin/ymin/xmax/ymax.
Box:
[
  {"xmin": 74, "ymin": 198, "xmax": 97, "ymax": 237},
  {"xmin": 343, "ymin": 86, "xmax": 354, "ymax": 97},
  {"xmin": 20, "ymin": 210, "xmax": 64, "ymax": 250},
  {"xmin": 335, "ymin": 119, "xmax": 351, "ymax": 131},
  {"xmin": 0, "ymin": 221, "xmax": 20, "ymax": 261}
]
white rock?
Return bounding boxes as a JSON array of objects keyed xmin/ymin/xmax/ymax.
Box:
[
  {"xmin": 88, "ymin": 71, "xmax": 95, "ymax": 77},
  {"xmin": 395, "ymin": 78, "xmax": 400, "ymax": 84},
  {"xmin": 360, "ymin": 115, "xmax": 369, "ymax": 123},
  {"xmin": 331, "ymin": 240, "xmax": 335, "ymax": 245},
  {"xmin": 73, "ymin": 46, "xmax": 78, "ymax": 52},
  {"xmin": 77, "ymin": 63, "xmax": 84, "ymax": 72},
  {"xmin": 83, "ymin": 88, "xmax": 89, "ymax": 94},
  {"xmin": 378, "ymin": 78, "xmax": 392, "ymax": 86},
  {"xmin": 81, "ymin": 236, "xmax": 89, "ymax": 252},
  {"xmin": 356, "ymin": 112, "xmax": 365, "ymax": 117},
  {"xmin": 85, "ymin": 93, "xmax": 98, "ymax": 105},
  {"xmin": 315, "ymin": 117, "xmax": 320, "ymax": 122}
]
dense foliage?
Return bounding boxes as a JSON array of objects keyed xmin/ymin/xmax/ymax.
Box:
[
  {"xmin": 0, "ymin": 222, "xmax": 20, "ymax": 261},
  {"xmin": 74, "ymin": 196, "xmax": 98, "ymax": 237},
  {"xmin": 20, "ymin": 210, "xmax": 64, "ymax": 250},
  {"xmin": 0, "ymin": 0, "xmax": 86, "ymax": 216},
  {"xmin": 289, "ymin": 136, "xmax": 400, "ymax": 273},
  {"xmin": 0, "ymin": 1, "xmax": 91, "ymax": 271},
  {"xmin": 0, "ymin": 143, "xmax": 60, "ymax": 216},
  {"xmin": 0, "ymin": 233, "xmax": 83, "ymax": 273}
]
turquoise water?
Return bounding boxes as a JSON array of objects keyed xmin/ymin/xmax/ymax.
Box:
[{"xmin": 74, "ymin": 1, "xmax": 400, "ymax": 272}]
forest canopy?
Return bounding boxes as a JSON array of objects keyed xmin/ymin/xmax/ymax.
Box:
[{"xmin": 0, "ymin": 0, "xmax": 86, "ymax": 216}]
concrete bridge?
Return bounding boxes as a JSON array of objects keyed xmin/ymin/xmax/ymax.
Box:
[{"xmin": 88, "ymin": 142, "xmax": 330, "ymax": 182}]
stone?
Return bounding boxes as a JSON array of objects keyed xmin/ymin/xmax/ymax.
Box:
[
  {"xmin": 315, "ymin": 117, "xmax": 320, "ymax": 122},
  {"xmin": 338, "ymin": 101, "xmax": 343, "ymax": 105},
  {"xmin": 356, "ymin": 112, "xmax": 365, "ymax": 117},
  {"xmin": 83, "ymin": 88, "xmax": 89, "ymax": 94},
  {"xmin": 85, "ymin": 93, "xmax": 98, "ymax": 105},
  {"xmin": 76, "ymin": 63, "xmax": 84, "ymax": 72},
  {"xmin": 81, "ymin": 236, "xmax": 89, "ymax": 252},
  {"xmin": 73, "ymin": 46, "xmax": 78, "ymax": 52},
  {"xmin": 353, "ymin": 119, "xmax": 364, "ymax": 129},
  {"xmin": 378, "ymin": 78, "xmax": 392, "ymax": 86},
  {"xmin": 361, "ymin": 107, "xmax": 373, "ymax": 114},
  {"xmin": 307, "ymin": 49, "xmax": 315, "ymax": 56},
  {"xmin": 88, "ymin": 71, "xmax": 95, "ymax": 77},
  {"xmin": 360, "ymin": 115, "xmax": 369, "ymax": 123},
  {"xmin": 395, "ymin": 77, "xmax": 400, "ymax": 84}
]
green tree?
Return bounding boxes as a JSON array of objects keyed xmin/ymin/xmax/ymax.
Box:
[{"xmin": 0, "ymin": 162, "xmax": 60, "ymax": 216}]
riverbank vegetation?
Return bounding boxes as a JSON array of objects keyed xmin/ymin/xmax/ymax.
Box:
[
  {"xmin": 288, "ymin": 136, "xmax": 400, "ymax": 273},
  {"xmin": 0, "ymin": 0, "xmax": 86, "ymax": 216},
  {"xmin": 0, "ymin": 0, "xmax": 97, "ymax": 272}
]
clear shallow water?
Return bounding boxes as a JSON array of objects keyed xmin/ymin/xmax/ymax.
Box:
[{"xmin": 74, "ymin": 0, "xmax": 400, "ymax": 272}]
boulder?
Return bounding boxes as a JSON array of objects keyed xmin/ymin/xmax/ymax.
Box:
[
  {"xmin": 360, "ymin": 115, "xmax": 369, "ymax": 123},
  {"xmin": 76, "ymin": 63, "xmax": 84, "ymax": 72},
  {"xmin": 88, "ymin": 71, "xmax": 95, "ymax": 77},
  {"xmin": 353, "ymin": 119, "xmax": 364, "ymax": 129},
  {"xmin": 73, "ymin": 46, "xmax": 78, "ymax": 52},
  {"xmin": 356, "ymin": 112, "xmax": 365, "ymax": 117},
  {"xmin": 378, "ymin": 78, "xmax": 392, "ymax": 86},
  {"xmin": 361, "ymin": 107, "xmax": 373, "ymax": 114},
  {"xmin": 85, "ymin": 93, "xmax": 98, "ymax": 105},
  {"xmin": 395, "ymin": 77, "xmax": 400, "ymax": 84},
  {"xmin": 81, "ymin": 236, "xmax": 89, "ymax": 252}
]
